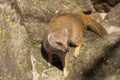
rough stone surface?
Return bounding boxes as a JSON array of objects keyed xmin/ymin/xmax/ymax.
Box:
[
  {"xmin": 11, "ymin": 0, "xmax": 94, "ymax": 45},
  {"xmin": 0, "ymin": 0, "xmax": 120, "ymax": 80},
  {"xmin": 91, "ymin": 0, "xmax": 120, "ymax": 12},
  {"xmin": 66, "ymin": 32, "xmax": 120, "ymax": 80},
  {"xmin": 106, "ymin": 0, "xmax": 120, "ymax": 6},
  {"xmin": 0, "ymin": 1, "xmax": 32, "ymax": 80},
  {"xmin": 104, "ymin": 3, "xmax": 120, "ymax": 27}
]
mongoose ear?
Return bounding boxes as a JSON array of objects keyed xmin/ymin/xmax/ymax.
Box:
[{"xmin": 48, "ymin": 33, "xmax": 54, "ymax": 41}]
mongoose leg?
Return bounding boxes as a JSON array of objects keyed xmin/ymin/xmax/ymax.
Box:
[
  {"xmin": 60, "ymin": 54, "xmax": 69, "ymax": 77},
  {"xmin": 74, "ymin": 40, "xmax": 83, "ymax": 57}
]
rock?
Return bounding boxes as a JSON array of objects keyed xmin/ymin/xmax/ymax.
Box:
[
  {"xmin": 65, "ymin": 2, "xmax": 120, "ymax": 80},
  {"xmin": 91, "ymin": 0, "xmax": 120, "ymax": 12},
  {"xmin": 30, "ymin": 45, "xmax": 64, "ymax": 80},
  {"xmin": 11, "ymin": 0, "xmax": 94, "ymax": 45},
  {"xmin": 11, "ymin": 0, "xmax": 94, "ymax": 19},
  {"xmin": 0, "ymin": 0, "xmax": 120, "ymax": 80},
  {"xmin": 66, "ymin": 32, "xmax": 120, "ymax": 80},
  {"xmin": 102, "ymin": 3, "xmax": 120, "ymax": 34},
  {"xmin": 0, "ymin": 0, "xmax": 95, "ymax": 80},
  {"xmin": 104, "ymin": 3, "xmax": 120, "ymax": 27},
  {"xmin": 0, "ymin": 1, "xmax": 32, "ymax": 80},
  {"xmin": 106, "ymin": 0, "xmax": 120, "ymax": 6}
]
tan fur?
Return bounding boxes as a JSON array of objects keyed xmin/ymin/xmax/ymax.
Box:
[{"xmin": 42, "ymin": 13, "xmax": 107, "ymax": 77}]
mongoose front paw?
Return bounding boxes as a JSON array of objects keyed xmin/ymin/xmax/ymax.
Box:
[{"xmin": 63, "ymin": 68, "xmax": 69, "ymax": 78}]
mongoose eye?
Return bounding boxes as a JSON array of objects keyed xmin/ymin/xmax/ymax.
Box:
[{"xmin": 56, "ymin": 42, "xmax": 62, "ymax": 46}]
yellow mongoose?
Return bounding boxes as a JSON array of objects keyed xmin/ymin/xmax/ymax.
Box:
[{"xmin": 42, "ymin": 13, "xmax": 107, "ymax": 77}]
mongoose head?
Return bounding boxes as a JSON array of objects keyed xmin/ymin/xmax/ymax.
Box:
[{"xmin": 48, "ymin": 28, "xmax": 69, "ymax": 53}]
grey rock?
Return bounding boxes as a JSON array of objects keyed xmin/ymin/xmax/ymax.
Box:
[
  {"xmin": 104, "ymin": 3, "xmax": 120, "ymax": 27},
  {"xmin": 0, "ymin": 0, "xmax": 120, "ymax": 80},
  {"xmin": 0, "ymin": 1, "xmax": 32, "ymax": 80},
  {"xmin": 66, "ymin": 32, "xmax": 120, "ymax": 80},
  {"xmin": 91, "ymin": 0, "xmax": 120, "ymax": 12}
]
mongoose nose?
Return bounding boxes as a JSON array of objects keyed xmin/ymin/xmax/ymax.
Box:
[{"xmin": 65, "ymin": 48, "xmax": 69, "ymax": 52}]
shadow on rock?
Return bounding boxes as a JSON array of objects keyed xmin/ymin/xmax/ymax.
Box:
[
  {"xmin": 83, "ymin": 39, "xmax": 120, "ymax": 80},
  {"xmin": 41, "ymin": 45, "xmax": 63, "ymax": 70}
]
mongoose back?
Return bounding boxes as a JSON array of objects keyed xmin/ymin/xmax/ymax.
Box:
[{"xmin": 42, "ymin": 13, "xmax": 107, "ymax": 77}]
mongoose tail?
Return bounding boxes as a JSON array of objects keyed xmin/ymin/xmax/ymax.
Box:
[{"xmin": 80, "ymin": 13, "xmax": 108, "ymax": 37}]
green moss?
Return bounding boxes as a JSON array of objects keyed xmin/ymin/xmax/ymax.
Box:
[
  {"xmin": 35, "ymin": 63, "xmax": 43, "ymax": 74},
  {"xmin": 6, "ymin": 15, "xmax": 13, "ymax": 29},
  {"xmin": 38, "ymin": 76, "xmax": 44, "ymax": 80}
]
